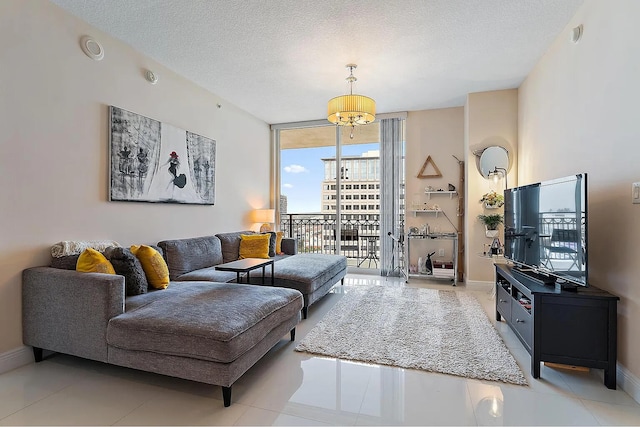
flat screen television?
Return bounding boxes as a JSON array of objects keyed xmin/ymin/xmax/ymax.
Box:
[{"xmin": 503, "ymin": 173, "xmax": 587, "ymax": 287}]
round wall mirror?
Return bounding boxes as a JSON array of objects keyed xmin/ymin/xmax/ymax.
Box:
[{"xmin": 479, "ymin": 146, "xmax": 509, "ymax": 178}]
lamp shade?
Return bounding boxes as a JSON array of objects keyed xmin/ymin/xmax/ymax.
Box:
[
  {"xmin": 252, "ymin": 209, "xmax": 275, "ymax": 224},
  {"xmin": 327, "ymin": 94, "xmax": 376, "ymax": 126}
]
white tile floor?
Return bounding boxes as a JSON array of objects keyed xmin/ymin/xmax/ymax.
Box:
[{"xmin": 2, "ymin": 274, "xmax": 640, "ymax": 426}]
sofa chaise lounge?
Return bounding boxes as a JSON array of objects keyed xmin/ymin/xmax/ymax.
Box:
[
  {"xmin": 22, "ymin": 266, "xmax": 303, "ymax": 407},
  {"xmin": 159, "ymin": 231, "xmax": 348, "ymax": 318}
]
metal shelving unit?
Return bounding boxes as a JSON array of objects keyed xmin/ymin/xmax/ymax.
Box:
[{"xmin": 405, "ymin": 232, "xmax": 458, "ymax": 285}]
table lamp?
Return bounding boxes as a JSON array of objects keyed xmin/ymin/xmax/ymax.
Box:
[{"xmin": 252, "ymin": 209, "xmax": 275, "ymax": 232}]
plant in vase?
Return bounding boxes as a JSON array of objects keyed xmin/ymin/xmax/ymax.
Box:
[
  {"xmin": 477, "ymin": 213, "xmax": 503, "ymax": 237},
  {"xmin": 480, "ymin": 191, "xmax": 504, "ymax": 209}
]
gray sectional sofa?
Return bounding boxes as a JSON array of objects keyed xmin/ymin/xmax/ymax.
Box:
[
  {"xmin": 22, "ymin": 231, "xmax": 347, "ymax": 407},
  {"xmin": 159, "ymin": 231, "xmax": 348, "ymax": 318}
]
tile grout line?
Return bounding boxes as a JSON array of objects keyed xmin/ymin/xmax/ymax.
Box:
[
  {"xmin": 0, "ymin": 381, "xmax": 75, "ymax": 422},
  {"xmin": 110, "ymin": 399, "xmax": 148, "ymax": 426}
]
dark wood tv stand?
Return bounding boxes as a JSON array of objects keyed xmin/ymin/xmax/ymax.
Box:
[{"xmin": 495, "ymin": 264, "xmax": 619, "ymax": 389}]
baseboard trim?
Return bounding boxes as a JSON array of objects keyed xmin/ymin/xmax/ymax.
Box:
[
  {"xmin": 465, "ymin": 280, "xmax": 493, "ymax": 292},
  {"xmin": 618, "ymin": 362, "xmax": 640, "ymax": 405},
  {"xmin": 0, "ymin": 346, "xmax": 33, "ymax": 374}
]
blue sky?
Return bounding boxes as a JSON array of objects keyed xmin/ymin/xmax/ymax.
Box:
[{"xmin": 281, "ymin": 143, "xmax": 378, "ymax": 213}]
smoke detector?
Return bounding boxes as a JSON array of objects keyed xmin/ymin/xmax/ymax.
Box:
[
  {"xmin": 80, "ymin": 36, "xmax": 104, "ymax": 61},
  {"xmin": 145, "ymin": 70, "xmax": 158, "ymax": 84},
  {"xmin": 570, "ymin": 25, "xmax": 583, "ymax": 43}
]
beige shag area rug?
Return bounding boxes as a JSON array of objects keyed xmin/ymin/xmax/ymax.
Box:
[{"xmin": 295, "ymin": 286, "xmax": 527, "ymax": 385}]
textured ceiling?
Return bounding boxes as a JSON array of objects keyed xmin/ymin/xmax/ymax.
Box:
[{"xmin": 50, "ymin": 0, "xmax": 583, "ymax": 125}]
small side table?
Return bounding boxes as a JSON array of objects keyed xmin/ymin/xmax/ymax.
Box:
[{"xmin": 215, "ymin": 258, "xmax": 274, "ymax": 285}]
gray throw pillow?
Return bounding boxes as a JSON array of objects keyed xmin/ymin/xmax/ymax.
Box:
[
  {"xmin": 50, "ymin": 254, "xmax": 81, "ymax": 270},
  {"xmin": 104, "ymin": 247, "xmax": 148, "ymax": 296},
  {"xmin": 264, "ymin": 232, "xmax": 276, "ymax": 257}
]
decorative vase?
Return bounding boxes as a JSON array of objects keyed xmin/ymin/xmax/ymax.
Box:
[
  {"xmin": 485, "ymin": 227, "xmax": 499, "ymax": 238},
  {"xmin": 484, "ymin": 202, "xmax": 500, "ymax": 209}
]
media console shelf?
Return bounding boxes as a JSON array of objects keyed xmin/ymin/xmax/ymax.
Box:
[{"xmin": 495, "ymin": 264, "xmax": 619, "ymax": 389}]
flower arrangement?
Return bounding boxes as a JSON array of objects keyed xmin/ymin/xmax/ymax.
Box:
[{"xmin": 480, "ymin": 191, "xmax": 504, "ymax": 208}]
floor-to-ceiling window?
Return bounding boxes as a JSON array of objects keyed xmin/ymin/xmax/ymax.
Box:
[{"xmin": 273, "ymin": 116, "xmax": 405, "ymax": 274}]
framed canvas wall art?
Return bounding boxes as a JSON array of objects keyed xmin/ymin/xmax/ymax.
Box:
[{"xmin": 109, "ymin": 106, "xmax": 216, "ymax": 205}]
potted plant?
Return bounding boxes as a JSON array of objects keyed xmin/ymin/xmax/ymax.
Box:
[
  {"xmin": 480, "ymin": 191, "xmax": 504, "ymax": 209},
  {"xmin": 477, "ymin": 213, "xmax": 503, "ymax": 237}
]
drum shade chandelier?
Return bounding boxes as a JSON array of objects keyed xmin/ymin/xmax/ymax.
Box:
[{"xmin": 327, "ymin": 64, "xmax": 376, "ymax": 138}]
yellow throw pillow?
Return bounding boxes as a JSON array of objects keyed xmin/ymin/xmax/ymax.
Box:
[
  {"xmin": 275, "ymin": 231, "xmax": 285, "ymax": 255},
  {"xmin": 76, "ymin": 248, "xmax": 116, "ymax": 274},
  {"xmin": 130, "ymin": 245, "xmax": 169, "ymax": 289},
  {"xmin": 239, "ymin": 234, "xmax": 270, "ymax": 259}
]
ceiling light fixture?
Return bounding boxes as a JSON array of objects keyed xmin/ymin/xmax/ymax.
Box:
[{"xmin": 327, "ymin": 64, "xmax": 376, "ymax": 139}]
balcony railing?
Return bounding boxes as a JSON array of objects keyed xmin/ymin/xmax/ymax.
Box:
[
  {"xmin": 538, "ymin": 212, "xmax": 583, "ymax": 262},
  {"xmin": 280, "ymin": 213, "xmax": 381, "ymax": 265}
]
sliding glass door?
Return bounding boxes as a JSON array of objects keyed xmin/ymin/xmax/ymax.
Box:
[
  {"xmin": 274, "ymin": 118, "xmax": 404, "ymax": 274},
  {"xmin": 273, "ymin": 118, "xmax": 404, "ymax": 273}
]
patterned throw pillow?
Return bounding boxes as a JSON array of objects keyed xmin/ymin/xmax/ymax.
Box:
[
  {"xmin": 104, "ymin": 247, "xmax": 148, "ymax": 296},
  {"xmin": 130, "ymin": 245, "xmax": 170, "ymax": 289},
  {"xmin": 238, "ymin": 234, "xmax": 270, "ymax": 259},
  {"xmin": 76, "ymin": 248, "xmax": 116, "ymax": 274}
]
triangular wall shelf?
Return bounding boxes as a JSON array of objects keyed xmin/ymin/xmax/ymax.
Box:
[{"xmin": 417, "ymin": 155, "xmax": 442, "ymax": 178}]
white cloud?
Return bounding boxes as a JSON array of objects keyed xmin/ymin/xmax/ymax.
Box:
[
  {"xmin": 283, "ymin": 183, "xmax": 293, "ymax": 188},
  {"xmin": 284, "ymin": 164, "xmax": 308, "ymax": 173}
]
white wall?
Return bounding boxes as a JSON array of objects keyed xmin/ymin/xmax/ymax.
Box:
[
  {"xmin": 465, "ymin": 90, "xmax": 518, "ymax": 283},
  {"xmin": 0, "ymin": 0, "xmax": 271, "ymax": 358},
  {"xmin": 405, "ymin": 108, "xmax": 464, "ymax": 274},
  {"xmin": 519, "ymin": 0, "xmax": 640, "ymax": 391}
]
